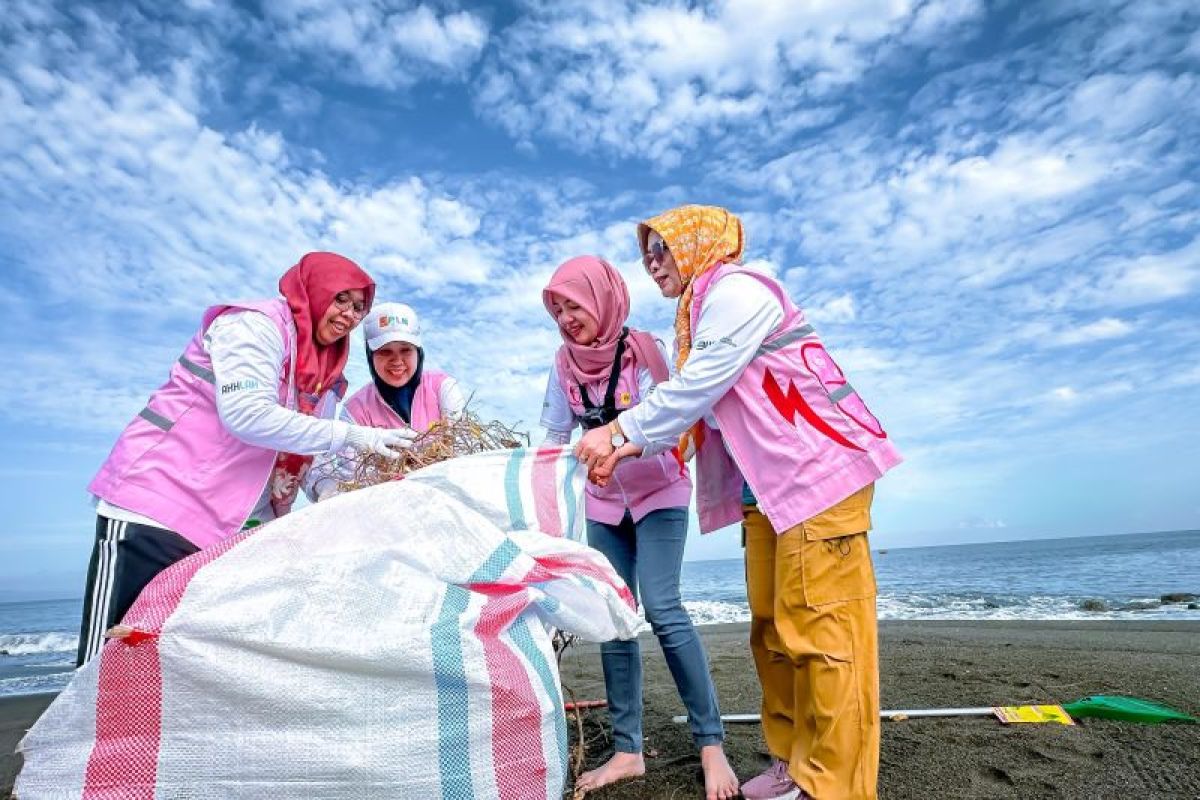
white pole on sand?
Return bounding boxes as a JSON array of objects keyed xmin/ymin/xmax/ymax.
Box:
[{"xmin": 671, "ymin": 708, "xmax": 996, "ymax": 724}]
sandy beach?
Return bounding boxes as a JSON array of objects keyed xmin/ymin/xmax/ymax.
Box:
[{"xmin": 4, "ymin": 620, "xmax": 1198, "ymax": 799}]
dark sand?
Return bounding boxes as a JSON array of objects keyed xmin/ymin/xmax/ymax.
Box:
[
  {"xmin": 558, "ymin": 621, "xmax": 1200, "ymax": 800},
  {"xmin": 4, "ymin": 621, "xmax": 1198, "ymax": 799}
]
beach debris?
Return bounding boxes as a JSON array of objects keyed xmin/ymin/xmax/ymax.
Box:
[
  {"xmin": 563, "ymin": 700, "xmax": 608, "ymax": 712},
  {"xmin": 1061, "ymin": 695, "xmax": 1198, "ymax": 724},
  {"xmin": 335, "ymin": 409, "xmax": 529, "ymax": 493},
  {"xmin": 103, "ymin": 625, "xmax": 157, "ymax": 645},
  {"xmin": 993, "ymin": 705, "xmax": 1074, "ymax": 725},
  {"xmin": 679, "ymin": 695, "xmax": 1198, "ymax": 726}
]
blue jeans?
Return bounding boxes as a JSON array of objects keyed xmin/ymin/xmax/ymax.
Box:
[{"xmin": 587, "ymin": 507, "xmax": 724, "ymax": 752}]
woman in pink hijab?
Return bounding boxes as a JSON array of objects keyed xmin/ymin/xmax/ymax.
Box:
[{"xmin": 541, "ymin": 256, "xmax": 738, "ymax": 799}]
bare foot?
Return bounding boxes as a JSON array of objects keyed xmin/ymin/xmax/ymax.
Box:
[
  {"xmin": 574, "ymin": 751, "xmax": 646, "ymax": 796},
  {"xmin": 700, "ymin": 744, "xmax": 739, "ymax": 800}
]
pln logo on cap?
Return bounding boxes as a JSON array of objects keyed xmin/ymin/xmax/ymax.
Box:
[{"xmin": 378, "ymin": 315, "xmax": 410, "ymax": 328}]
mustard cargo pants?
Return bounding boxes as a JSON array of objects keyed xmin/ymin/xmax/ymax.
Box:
[{"xmin": 744, "ymin": 484, "xmax": 879, "ymax": 800}]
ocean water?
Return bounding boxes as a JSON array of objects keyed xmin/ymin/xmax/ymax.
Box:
[
  {"xmin": 1, "ymin": 530, "xmax": 1196, "ymax": 698},
  {"xmin": 0, "ymin": 598, "xmax": 80, "ymax": 698},
  {"xmin": 679, "ymin": 528, "xmax": 1200, "ymax": 625}
]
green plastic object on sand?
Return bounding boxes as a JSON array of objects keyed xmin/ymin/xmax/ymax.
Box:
[{"xmin": 1060, "ymin": 695, "xmax": 1198, "ymax": 724}]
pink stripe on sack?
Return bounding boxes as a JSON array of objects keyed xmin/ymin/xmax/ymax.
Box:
[
  {"xmin": 532, "ymin": 447, "xmax": 563, "ymax": 536},
  {"xmin": 83, "ymin": 530, "xmax": 255, "ymax": 799},
  {"xmin": 474, "ymin": 591, "xmax": 549, "ymax": 800},
  {"xmin": 525, "ymin": 554, "xmax": 636, "ymax": 610}
]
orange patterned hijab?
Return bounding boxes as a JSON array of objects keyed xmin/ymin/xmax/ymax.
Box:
[{"xmin": 637, "ymin": 204, "xmax": 745, "ymax": 459}]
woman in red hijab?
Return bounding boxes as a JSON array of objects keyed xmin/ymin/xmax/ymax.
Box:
[{"xmin": 79, "ymin": 252, "xmax": 413, "ymax": 665}]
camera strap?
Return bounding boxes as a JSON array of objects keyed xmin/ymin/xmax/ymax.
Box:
[{"xmin": 578, "ymin": 327, "xmax": 629, "ymax": 420}]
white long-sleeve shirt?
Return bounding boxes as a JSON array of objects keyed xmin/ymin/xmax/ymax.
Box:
[
  {"xmin": 618, "ymin": 274, "xmax": 784, "ymax": 448},
  {"xmin": 206, "ymin": 311, "xmax": 352, "ymax": 454},
  {"xmin": 99, "ymin": 309, "xmax": 356, "ymax": 527},
  {"xmin": 540, "ymin": 341, "xmax": 673, "ymax": 456}
]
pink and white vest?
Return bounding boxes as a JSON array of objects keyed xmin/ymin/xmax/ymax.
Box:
[
  {"xmin": 342, "ymin": 371, "xmax": 450, "ymax": 432},
  {"xmin": 560, "ymin": 360, "xmax": 693, "ymax": 526},
  {"xmin": 691, "ymin": 264, "xmax": 903, "ymax": 534},
  {"xmin": 88, "ymin": 299, "xmax": 343, "ymax": 549}
]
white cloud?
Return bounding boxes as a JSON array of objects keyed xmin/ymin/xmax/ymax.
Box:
[
  {"xmin": 1066, "ymin": 71, "xmax": 1195, "ymax": 135},
  {"xmin": 1051, "ymin": 317, "xmax": 1133, "ymax": 346},
  {"xmin": 1, "ymin": 0, "xmax": 1198, "ymax": 575},
  {"xmin": 1061, "ymin": 237, "xmax": 1200, "ymax": 309},
  {"xmin": 1051, "ymin": 386, "xmax": 1078, "ymax": 401},
  {"xmin": 809, "ymin": 292, "xmax": 857, "ymax": 324},
  {"xmin": 472, "ymin": 0, "xmax": 985, "ymax": 163},
  {"xmin": 262, "ymin": 0, "xmax": 488, "ymax": 88},
  {"xmin": 0, "ymin": 34, "xmax": 499, "ymax": 310}
]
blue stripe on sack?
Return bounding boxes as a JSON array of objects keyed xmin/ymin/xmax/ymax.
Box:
[
  {"xmin": 529, "ymin": 583, "xmax": 562, "ymax": 615},
  {"xmin": 510, "ymin": 615, "xmax": 568, "ymax": 790},
  {"xmin": 432, "ymin": 586, "xmax": 475, "ymax": 799},
  {"xmin": 573, "ymin": 574, "xmax": 623, "ymax": 612},
  {"xmin": 469, "ymin": 539, "xmax": 521, "ymax": 584},
  {"xmin": 573, "ymin": 574, "xmax": 600, "ymax": 595},
  {"xmin": 560, "ymin": 454, "xmax": 579, "ymax": 541},
  {"xmin": 504, "ymin": 448, "xmax": 528, "ymax": 531}
]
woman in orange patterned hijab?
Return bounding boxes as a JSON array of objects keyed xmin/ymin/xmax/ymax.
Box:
[
  {"xmin": 579, "ymin": 203, "xmax": 897, "ymax": 800},
  {"xmin": 637, "ymin": 204, "xmax": 744, "ymax": 458},
  {"xmin": 638, "ymin": 204, "xmax": 744, "ymax": 365}
]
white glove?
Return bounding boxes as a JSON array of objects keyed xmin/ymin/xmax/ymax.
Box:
[{"xmin": 344, "ymin": 426, "xmax": 419, "ymax": 459}]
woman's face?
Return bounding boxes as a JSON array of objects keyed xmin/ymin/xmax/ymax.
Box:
[
  {"xmin": 372, "ymin": 341, "xmax": 420, "ymax": 387},
  {"xmin": 315, "ymin": 289, "xmax": 367, "ymax": 345},
  {"xmin": 548, "ymin": 291, "xmax": 600, "ymax": 345},
  {"xmin": 643, "ymin": 229, "xmax": 683, "ymax": 298}
]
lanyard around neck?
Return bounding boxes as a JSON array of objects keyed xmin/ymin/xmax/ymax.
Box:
[{"xmin": 578, "ymin": 327, "xmax": 629, "ymax": 414}]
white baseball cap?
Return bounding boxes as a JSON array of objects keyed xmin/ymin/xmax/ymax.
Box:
[{"xmin": 365, "ymin": 302, "xmax": 422, "ymax": 350}]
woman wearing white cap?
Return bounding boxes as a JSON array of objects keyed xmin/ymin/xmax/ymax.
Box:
[{"xmin": 307, "ymin": 302, "xmax": 466, "ymax": 500}]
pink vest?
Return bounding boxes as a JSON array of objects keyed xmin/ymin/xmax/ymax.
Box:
[
  {"xmin": 559, "ymin": 360, "xmax": 693, "ymax": 525},
  {"xmin": 691, "ymin": 265, "xmax": 902, "ymax": 534},
  {"xmin": 88, "ymin": 299, "xmax": 343, "ymax": 549},
  {"xmin": 342, "ymin": 371, "xmax": 450, "ymax": 432}
]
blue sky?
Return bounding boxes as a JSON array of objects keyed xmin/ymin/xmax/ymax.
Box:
[{"xmin": 1, "ymin": 0, "xmax": 1198, "ymax": 601}]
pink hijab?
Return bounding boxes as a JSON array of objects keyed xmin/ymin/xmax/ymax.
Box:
[{"xmin": 543, "ymin": 255, "xmax": 668, "ymax": 387}]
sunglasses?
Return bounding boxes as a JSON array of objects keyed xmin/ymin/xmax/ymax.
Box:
[{"xmin": 642, "ymin": 239, "xmax": 669, "ymax": 267}]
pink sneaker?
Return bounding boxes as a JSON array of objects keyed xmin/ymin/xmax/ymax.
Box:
[{"xmin": 740, "ymin": 758, "xmax": 807, "ymax": 800}]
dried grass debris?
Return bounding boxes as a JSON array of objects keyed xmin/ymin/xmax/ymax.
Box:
[{"xmin": 335, "ymin": 410, "xmax": 529, "ymax": 493}]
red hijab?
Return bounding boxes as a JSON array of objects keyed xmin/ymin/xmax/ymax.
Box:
[
  {"xmin": 278, "ymin": 252, "xmax": 375, "ymax": 411},
  {"xmin": 543, "ymin": 255, "xmax": 668, "ymax": 388}
]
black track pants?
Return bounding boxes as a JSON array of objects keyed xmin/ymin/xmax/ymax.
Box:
[{"xmin": 76, "ymin": 514, "xmax": 199, "ymax": 666}]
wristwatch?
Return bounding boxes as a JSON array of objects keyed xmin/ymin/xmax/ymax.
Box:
[{"xmin": 608, "ymin": 420, "xmax": 627, "ymax": 448}]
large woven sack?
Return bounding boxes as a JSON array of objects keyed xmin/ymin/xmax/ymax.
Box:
[{"xmin": 19, "ymin": 446, "xmax": 641, "ymax": 799}]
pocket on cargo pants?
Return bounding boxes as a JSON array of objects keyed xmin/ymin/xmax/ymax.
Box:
[
  {"xmin": 798, "ymin": 530, "xmax": 876, "ymax": 607},
  {"xmin": 778, "ymin": 484, "xmax": 877, "ymax": 609}
]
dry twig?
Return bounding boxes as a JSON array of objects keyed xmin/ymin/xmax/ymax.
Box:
[{"xmin": 335, "ymin": 409, "xmax": 528, "ymax": 493}]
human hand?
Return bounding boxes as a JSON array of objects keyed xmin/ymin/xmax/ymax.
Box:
[
  {"xmin": 586, "ymin": 443, "xmax": 642, "ymax": 487},
  {"xmin": 588, "ymin": 451, "xmax": 618, "ymax": 488},
  {"xmin": 346, "ymin": 426, "xmax": 419, "ymax": 459},
  {"xmin": 575, "ymin": 425, "xmax": 614, "ymax": 471}
]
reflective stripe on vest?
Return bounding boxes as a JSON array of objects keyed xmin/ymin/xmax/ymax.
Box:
[
  {"xmin": 828, "ymin": 383, "xmax": 856, "ymax": 403},
  {"xmin": 755, "ymin": 323, "xmax": 814, "ymax": 357},
  {"xmin": 178, "ymin": 355, "xmax": 215, "ymax": 383},
  {"xmin": 754, "ymin": 323, "xmax": 857, "ymax": 405},
  {"xmin": 138, "ymin": 407, "xmax": 174, "ymax": 431}
]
